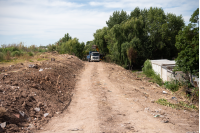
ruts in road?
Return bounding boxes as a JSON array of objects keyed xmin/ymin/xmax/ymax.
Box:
[{"xmin": 39, "ymin": 62, "xmax": 199, "ymax": 133}]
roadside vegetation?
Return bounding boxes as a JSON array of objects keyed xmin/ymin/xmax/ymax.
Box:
[
  {"xmin": 0, "ymin": 43, "xmax": 47, "ymax": 63},
  {"xmin": 156, "ymin": 98, "xmax": 198, "ymax": 110},
  {"xmin": 47, "ymin": 33, "xmax": 85, "ymax": 59},
  {"xmin": 142, "ymin": 59, "xmax": 163, "ymax": 86}
]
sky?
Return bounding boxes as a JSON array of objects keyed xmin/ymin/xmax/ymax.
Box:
[{"xmin": 0, "ymin": 0, "xmax": 199, "ymax": 47}]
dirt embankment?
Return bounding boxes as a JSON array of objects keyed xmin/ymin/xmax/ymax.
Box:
[{"xmin": 0, "ymin": 53, "xmax": 84, "ymax": 132}]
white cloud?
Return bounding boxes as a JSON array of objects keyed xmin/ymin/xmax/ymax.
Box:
[{"xmin": 0, "ymin": 0, "xmax": 111, "ymax": 45}]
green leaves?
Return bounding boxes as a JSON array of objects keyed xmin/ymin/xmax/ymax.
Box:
[
  {"xmin": 189, "ymin": 8, "xmax": 199, "ymax": 24},
  {"xmin": 106, "ymin": 10, "xmax": 129, "ymax": 29},
  {"xmin": 92, "ymin": 7, "xmax": 185, "ymax": 69},
  {"xmin": 175, "ymin": 8, "xmax": 199, "ymax": 76}
]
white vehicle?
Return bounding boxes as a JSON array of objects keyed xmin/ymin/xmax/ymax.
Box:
[{"xmin": 88, "ymin": 52, "xmax": 100, "ymax": 62}]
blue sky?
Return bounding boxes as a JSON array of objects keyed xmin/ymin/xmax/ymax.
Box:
[{"xmin": 0, "ymin": 0, "xmax": 199, "ymax": 47}]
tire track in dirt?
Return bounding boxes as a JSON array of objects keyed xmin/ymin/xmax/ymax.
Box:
[
  {"xmin": 39, "ymin": 62, "xmax": 198, "ymax": 133},
  {"xmin": 39, "ymin": 62, "xmax": 100, "ymax": 133},
  {"xmin": 94, "ymin": 62, "xmax": 177, "ymax": 133}
]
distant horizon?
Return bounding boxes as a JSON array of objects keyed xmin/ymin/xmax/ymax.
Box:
[{"xmin": 0, "ymin": 0, "xmax": 199, "ymax": 47}]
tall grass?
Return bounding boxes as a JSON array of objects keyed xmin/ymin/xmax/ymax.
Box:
[
  {"xmin": 164, "ymin": 80, "xmax": 179, "ymax": 92},
  {"xmin": 0, "ymin": 43, "xmax": 47, "ymax": 62}
]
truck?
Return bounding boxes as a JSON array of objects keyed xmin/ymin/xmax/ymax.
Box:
[{"xmin": 87, "ymin": 51, "xmax": 100, "ymax": 62}]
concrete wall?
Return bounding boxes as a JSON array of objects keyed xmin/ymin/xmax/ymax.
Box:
[
  {"xmin": 150, "ymin": 59, "xmax": 199, "ymax": 87},
  {"xmin": 152, "ymin": 63, "xmax": 161, "ymax": 75}
]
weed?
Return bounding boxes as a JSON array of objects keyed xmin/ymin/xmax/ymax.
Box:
[
  {"xmin": 28, "ymin": 52, "xmax": 34, "ymax": 56},
  {"xmin": 164, "ymin": 80, "xmax": 179, "ymax": 92},
  {"xmin": 156, "ymin": 98, "xmax": 198, "ymax": 110},
  {"xmin": 11, "ymin": 51, "xmax": 22, "ymax": 57},
  {"xmin": 29, "ymin": 60, "xmax": 33, "ymax": 62},
  {"xmin": 38, "ymin": 48, "xmax": 46, "ymax": 53},
  {"xmin": 151, "ymin": 73, "xmax": 163, "ymax": 86},
  {"xmin": 37, "ymin": 58, "xmax": 47, "ymax": 61},
  {"xmin": 0, "ymin": 52, "xmax": 4, "ymax": 61},
  {"xmin": 5, "ymin": 51, "xmax": 11, "ymax": 61}
]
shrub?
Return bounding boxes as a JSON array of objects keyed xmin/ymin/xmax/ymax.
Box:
[
  {"xmin": 142, "ymin": 59, "xmax": 154, "ymax": 77},
  {"xmin": 28, "ymin": 52, "xmax": 34, "ymax": 56},
  {"xmin": 0, "ymin": 52, "xmax": 4, "ymax": 61},
  {"xmin": 151, "ymin": 73, "xmax": 163, "ymax": 86},
  {"xmin": 164, "ymin": 80, "xmax": 179, "ymax": 92},
  {"xmin": 38, "ymin": 48, "xmax": 46, "ymax": 53},
  {"xmin": 48, "ymin": 44, "xmax": 57, "ymax": 52},
  {"xmin": 11, "ymin": 51, "xmax": 22, "ymax": 57},
  {"xmin": 5, "ymin": 51, "xmax": 11, "ymax": 61},
  {"xmin": 142, "ymin": 59, "xmax": 163, "ymax": 86}
]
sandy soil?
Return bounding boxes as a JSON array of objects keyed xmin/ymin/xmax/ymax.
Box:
[{"xmin": 40, "ymin": 62, "xmax": 199, "ymax": 133}]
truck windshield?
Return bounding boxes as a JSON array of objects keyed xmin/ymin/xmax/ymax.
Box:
[{"xmin": 92, "ymin": 53, "xmax": 99, "ymax": 56}]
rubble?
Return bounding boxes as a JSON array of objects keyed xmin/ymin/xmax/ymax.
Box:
[{"xmin": 0, "ymin": 53, "xmax": 84, "ymax": 132}]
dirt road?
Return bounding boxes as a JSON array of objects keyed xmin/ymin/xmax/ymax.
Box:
[{"xmin": 40, "ymin": 62, "xmax": 199, "ymax": 133}]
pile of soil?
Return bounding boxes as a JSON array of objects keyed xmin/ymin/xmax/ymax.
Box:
[{"xmin": 0, "ymin": 53, "xmax": 84, "ymax": 132}]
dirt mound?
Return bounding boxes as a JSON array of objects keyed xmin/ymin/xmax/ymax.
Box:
[{"xmin": 0, "ymin": 54, "xmax": 84, "ymax": 132}]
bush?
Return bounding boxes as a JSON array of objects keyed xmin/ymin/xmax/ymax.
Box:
[
  {"xmin": 48, "ymin": 44, "xmax": 57, "ymax": 52},
  {"xmin": 151, "ymin": 73, "xmax": 163, "ymax": 86},
  {"xmin": 5, "ymin": 51, "xmax": 11, "ymax": 61},
  {"xmin": 0, "ymin": 52, "xmax": 4, "ymax": 61},
  {"xmin": 142, "ymin": 59, "xmax": 154, "ymax": 77},
  {"xmin": 38, "ymin": 48, "xmax": 46, "ymax": 53},
  {"xmin": 28, "ymin": 52, "xmax": 34, "ymax": 56},
  {"xmin": 142, "ymin": 59, "xmax": 163, "ymax": 86},
  {"xmin": 164, "ymin": 80, "xmax": 179, "ymax": 92},
  {"xmin": 11, "ymin": 51, "xmax": 22, "ymax": 57}
]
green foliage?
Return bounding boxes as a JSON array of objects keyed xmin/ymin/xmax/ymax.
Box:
[
  {"xmin": 28, "ymin": 52, "xmax": 34, "ymax": 56},
  {"xmin": 58, "ymin": 38, "xmax": 85, "ymax": 59},
  {"xmin": 47, "ymin": 44, "xmax": 57, "ymax": 52},
  {"xmin": 175, "ymin": 8, "xmax": 199, "ymax": 77},
  {"xmin": 150, "ymin": 73, "xmax": 163, "ymax": 86},
  {"xmin": 142, "ymin": 59, "xmax": 154, "ymax": 77},
  {"xmin": 156, "ymin": 99, "xmax": 198, "ymax": 110},
  {"xmin": 190, "ymin": 8, "xmax": 199, "ymax": 23},
  {"xmin": 38, "ymin": 48, "xmax": 46, "ymax": 53},
  {"xmin": 0, "ymin": 52, "xmax": 4, "ymax": 61},
  {"xmin": 93, "ymin": 7, "xmax": 184, "ymax": 69},
  {"xmin": 0, "ymin": 43, "xmax": 48, "ymax": 62},
  {"xmin": 84, "ymin": 41, "xmax": 95, "ymax": 52},
  {"xmin": 106, "ymin": 10, "xmax": 129, "ymax": 29},
  {"xmin": 93, "ymin": 27, "xmax": 109, "ymax": 55},
  {"xmin": 11, "ymin": 51, "xmax": 23, "ymax": 57},
  {"xmin": 142, "ymin": 59, "xmax": 163, "ymax": 86},
  {"xmin": 164, "ymin": 80, "xmax": 179, "ymax": 92}
]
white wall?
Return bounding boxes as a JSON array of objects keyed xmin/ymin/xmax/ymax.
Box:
[{"xmin": 152, "ymin": 63, "xmax": 161, "ymax": 76}]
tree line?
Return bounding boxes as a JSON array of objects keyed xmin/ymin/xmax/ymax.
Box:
[
  {"xmin": 48, "ymin": 33, "xmax": 85, "ymax": 59},
  {"xmin": 91, "ymin": 7, "xmax": 198, "ymax": 76},
  {"xmin": 49, "ymin": 7, "xmax": 198, "ymax": 77}
]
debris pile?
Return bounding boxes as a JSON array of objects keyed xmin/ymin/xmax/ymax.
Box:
[{"xmin": 0, "ymin": 54, "xmax": 84, "ymax": 132}]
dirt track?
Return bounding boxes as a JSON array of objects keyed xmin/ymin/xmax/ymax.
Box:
[{"xmin": 40, "ymin": 62, "xmax": 199, "ymax": 133}]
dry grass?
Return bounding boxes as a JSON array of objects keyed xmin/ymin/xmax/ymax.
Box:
[{"xmin": 0, "ymin": 52, "xmax": 50, "ymax": 67}]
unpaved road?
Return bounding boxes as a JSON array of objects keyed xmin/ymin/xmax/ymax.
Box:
[{"xmin": 40, "ymin": 62, "xmax": 199, "ymax": 133}]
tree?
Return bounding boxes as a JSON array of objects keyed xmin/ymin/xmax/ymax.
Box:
[
  {"xmin": 130, "ymin": 7, "xmax": 141, "ymax": 19},
  {"xmin": 93, "ymin": 27, "xmax": 109, "ymax": 54},
  {"xmin": 190, "ymin": 8, "xmax": 199, "ymax": 24},
  {"xmin": 106, "ymin": 10, "xmax": 129, "ymax": 29},
  {"xmin": 175, "ymin": 8, "xmax": 199, "ymax": 84}
]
